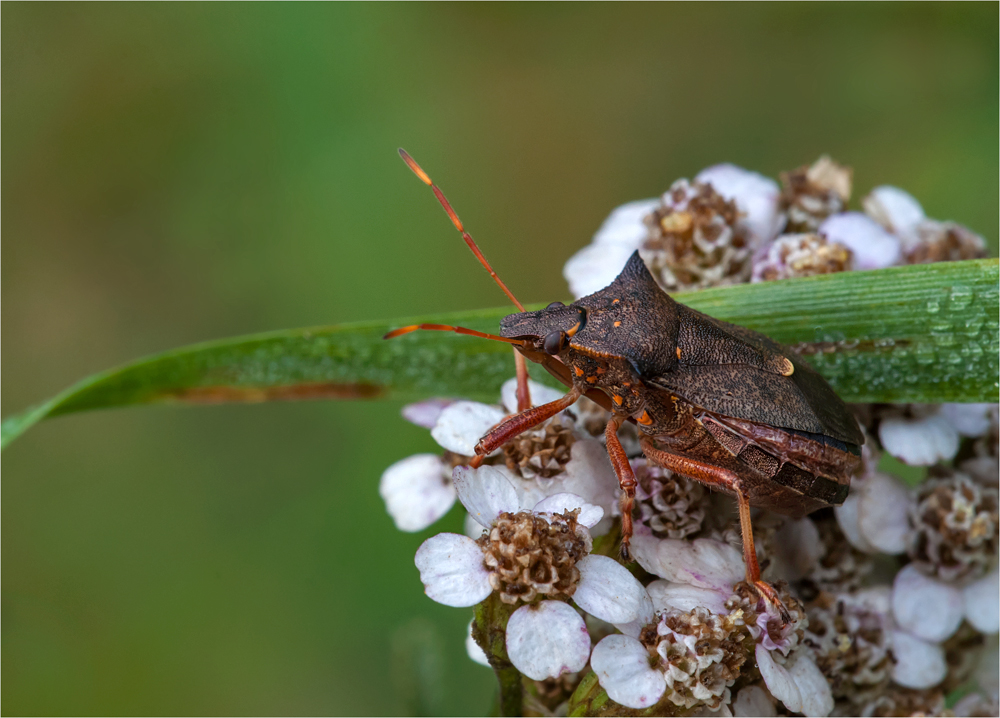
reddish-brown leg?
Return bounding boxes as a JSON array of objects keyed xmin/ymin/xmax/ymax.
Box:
[
  {"xmin": 513, "ymin": 349, "xmax": 532, "ymax": 413},
  {"xmin": 470, "ymin": 386, "xmax": 582, "ymax": 467},
  {"xmin": 639, "ymin": 437, "xmax": 790, "ymax": 622},
  {"xmin": 605, "ymin": 416, "xmax": 638, "ymax": 560}
]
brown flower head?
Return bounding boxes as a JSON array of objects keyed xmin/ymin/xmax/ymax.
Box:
[
  {"xmin": 639, "ymin": 606, "xmax": 749, "ymax": 710},
  {"xmin": 641, "ymin": 179, "xmax": 755, "ymax": 292},
  {"xmin": 633, "ymin": 458, "xmax": 709, "ymax": 539},
  {"xmin": 751, "ymin": 232, "xmax": 854, "ymax": 282},
  {"xmin": 908, "ymin": 470, "xmax": 999, "ymax": 582},
  {"xmin": 903, "ymin": 219, "xmax": 988, "ymax": 264},
  {"xmin": 780, "ymin": 156, "xmax": 853, "ymax": 232},
  {"xmin": 503, "ymin": 416, "xmax": 577, "ymax": 480},
  {"xmin": 479, "ymin": 509, "xmax": 590, "ymax": 604}
]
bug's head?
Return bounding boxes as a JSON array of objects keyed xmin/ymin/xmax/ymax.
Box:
[{"xmin": 499, "ymin": 301, "xmax": 588, "ymax": 357}]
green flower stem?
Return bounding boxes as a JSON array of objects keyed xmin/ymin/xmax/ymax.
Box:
[{"xmin": 473, "ymin": 594, "xmax": 522, "ymax": 717}]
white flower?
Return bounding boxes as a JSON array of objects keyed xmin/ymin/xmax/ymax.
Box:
[
  {"xmin": 413, "ymin": 465, "xmax": 657, "ymax": 682},
  {"xmin": 563, "ymin": 199, "xmax": 660, "ymax": 299},
  {"xmin": 696, "ymin": 164, "xmax": 783, "ymax": 245},
  {"xmin": 430, "ymin": 401, "xmax": 506, "ymax": 456},
  {"xmin": 893, "ymin": 564, "xmax": 999, "ymax": 642},
  {"xmin": 380, "ymin": 454, "xmax": 455, "ymax": 532},
  {"xmin": 755, "ymin": 645, "xmax": 833, "ymax": 717},
  {"xmin": 499, "ymin": 376, "xmax": 566, "ymax": 415},
  {"xmin": 835, "ymin": 471, "xmax": 914, "ymax": 555},
  {"xmin": 940, "ymin": 402, "xmax": 997, "ymax": 438},
  {"xmin": 863, "ymin": 185, "xmax": 925, "ymax": 244},
  {"xmin": 400, "ymin": 398, "xmax": 454, "ymax": 429},
  {"xmin": 889, "ymin": 629, "xmax": 947, "ymax": 689},
  {"xmin": 591, "ymin": 633, "xmax": 667, "ymax": 708},
  {"xmin": 879, "ymin": 411, "xmax": 960, "ymax": 466},
  {"xmin": 731, "ymin": 685, "xmax": 776, "ymax": 717},
  {"xmin": 818, "ymin": 211, "xmax": 901, "ymax": 269}
]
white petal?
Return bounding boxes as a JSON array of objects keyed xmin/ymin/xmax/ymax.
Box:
[
  {"xmin": 819, "ymin": 212, "xmax": 901, "ymax": 270},
  {"xmin": 466, "ymin": 619, "xmax": 490, "ymax": 667},
  {"xmin": 768, "ymin": 518, "xmax": 823, "ymax": 583},
  {"xmin": 892, "ymin": 564, "xmax": 964, "ymax": 642},
  {"xmin": 564, "ymin": 242, "xmax": 643, "ymax": 300},
  {"xmin": 464, "ymin": 511, "xmax": 488, "ymax": 539},
  {"xmin": 560, "ymin": 439, "xmax": 620, "ymax": 518},
  {"xmin": 430, "ymin": 401, "xmax": 505, "ymax": 456},
  {"xmin": 573, "ymin": 555, "xmax": 653, "ymax": 625},
  {"xmin": 500, "ymin": 377, "xmax": 566, "ymax": 414},
  {"xmin": 863, "ymin": 185, "xmax": 925, "ymax": 242},
  {"xmin": 631, "ymin": 535, "xmax": 744, "ymax": 590},
  {"xmin": 505, "ymin": 601, "xmax": 591, "ymax": 681},
  {"xmin": 379, "ymin": 454, "xmax": 455, "ymax": 532},
  {"xmin": 963, "ymin": 569, "xmax": 999, "ymax": 634},
  {"xmin": 857, "ymin": 471, "xmax": 913, "ymax": 555},
  {"xmin": 940, "ymin": 403, "xmax": 996, "ymax": 438},
  {"xmin": 834, "ymin": 490, "xmax": 877, "ymax": 553},
  {"xmin": 732, "ymin": 685, "xmax": 777, "ymax": 717},
  {"xmin": 414, "ymin": 533, "xmax": 492, "ymax": 607},
  {"xmin": 890, "ymin": 629, "xmax": 946, "ymax": 689},
  {"xmin": 645, "ymin": 579, "xmax": 729, "ymax": 616},
  {"xmin": 401, "ymin": 398, "xmax": 453, "ymax": 429},
  {"xmin": 592, "ymin": 199, "xmax": 661, "ymax": 247},
  {"xmin": 787, "ymin": 652, "xmax": 834, "ymax": 717},
  {"xmin": 879, "ymin": 414, "xmax": 959, "ymax": 466},
  {"xmin": 532, "ymin": 493, "xmax": 604, "ymax": 528},
  {"xmin": 454, "ymin": 464, "xmax": 520, "ymax": 527},
  {"xmin": 591, "ymin": 634, "xmax": 667, "ymax": 709},
  {"xmin": 756, "ymin": 645, "xmax": 801, "ymax": 714},
  {"xmin": 696, "ymin": 164, "xmax": 782, "ymax": 244}
]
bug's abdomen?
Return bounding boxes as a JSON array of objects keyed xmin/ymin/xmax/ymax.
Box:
[{"xmin": 700, "ymin": 414, "xmax": 859, "ymax": 515}]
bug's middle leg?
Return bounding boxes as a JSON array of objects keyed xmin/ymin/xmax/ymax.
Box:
[
  {"xmin": 638, "ymin": 437, "xmax": 790, "ymax": 623},
  {"xmin": 605, "ymin": 415, "xmax": 638, "ymax": 561}
]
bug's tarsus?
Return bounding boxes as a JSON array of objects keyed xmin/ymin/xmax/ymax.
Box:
[{"xmin": 397, "ymin": 148, "xmax": 526, "ymax": 313}]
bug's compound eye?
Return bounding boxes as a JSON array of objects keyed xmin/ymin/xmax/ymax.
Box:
[
  {"xmin": 542, "ymin": 330, "xmax": 566, "ymax": 355},
  {"xmin": 545, "ymin": 301, "xmax": 566, "ymax": 310}
]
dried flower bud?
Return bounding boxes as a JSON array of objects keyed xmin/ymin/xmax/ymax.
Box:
[
  {"xmin": 641, "ymin": 179, "xmax": 755, "ymax": 292},
  {"xmin": 633, "ymin": 458, "xmax": 708, "ymax": 539},
  {"xmin": 751, "ymin": 232, "xmax": 854, "ymax": 282},
  {"xmin": 805, "ymin": 591, "xmax": 893, "ymax": 706},
  {"xmin": 862, "ymin": 687, "xmax": 948, "ymax": 717},
  {"xmin": 479, "ymin": 510, "xmax": 590, "ymax": 604},
  {"xmin": 908, "ymin": 471, "xmax": 999, "ymax": 583},
  {"xmin": 902, "ymin": 219, "xmax": 988, "ymax": 264},
  {"xmin": 780, "ymin": 156, "xmax": 853, "ymax": 232},
  {"xmin": 639, "ymin": 606, "xmax": 749, "ymax": 710},
  {"xmin": 806, "ymin": 511, "xmax": 875, "ymax": 594},
  {"xmin": 503, "ymin": 416, "xmax": 577, "ymax": 479}
]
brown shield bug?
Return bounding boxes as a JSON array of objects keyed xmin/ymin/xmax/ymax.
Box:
[{"xmin": 386, "ymin": 150, "xmax": 864, "ymax": 619}]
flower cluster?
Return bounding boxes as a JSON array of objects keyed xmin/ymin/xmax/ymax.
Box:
[{"xmin": 381, "ymin": 156, "xmax": 997, "ymax": 716}]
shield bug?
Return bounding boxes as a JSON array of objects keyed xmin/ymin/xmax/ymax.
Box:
[{"xmin": 386, "ymin": 150, "xmax": 864, "ymax": 619}]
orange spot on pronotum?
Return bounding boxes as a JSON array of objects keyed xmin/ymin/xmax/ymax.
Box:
[
  {"xmin": 612, "ymin": 395, "xmax": 623, "ymax": 406},
  {"xmin": 573, "ymin": 366, "xmax": 584, "ymax": 377},
  {"xmin": 637, "ymin": 410, "xmax": 653, "ymax": 425},
  {"xmin": 676, "ymin": 347, "xmax": 682, "ymax": 359},
  {"xmin": 614, "ymin": 321, "xmax": 621, "ymax": 328}
]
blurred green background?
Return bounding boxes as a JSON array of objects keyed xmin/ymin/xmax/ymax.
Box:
[{"xmin": 3, "ymin": 4, "xmax": 997, "ymax": 715}]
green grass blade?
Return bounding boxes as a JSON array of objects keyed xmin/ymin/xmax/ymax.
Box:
[{"xmin": 3, "ymin": 259, "xmax": 996, "ymax": 450}]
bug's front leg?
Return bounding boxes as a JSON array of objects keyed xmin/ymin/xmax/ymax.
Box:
[
  {"xmin": 604, "ymin": 415, "xmax": 637, "ymax": 561},
  {"xmin": 638, "ymin": 437, "xmax": 791, "ymax": 624},
  {"xmin": 470, "ymin": 386, "xmax": 583, "ymax": 467}
]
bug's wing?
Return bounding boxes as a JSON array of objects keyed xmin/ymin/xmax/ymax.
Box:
[{"xmin": 649, "ymin": 305, "xmax": 864, "ymax": 446}]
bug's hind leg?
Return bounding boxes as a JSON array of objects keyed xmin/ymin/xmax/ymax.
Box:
[{"xmin": 638, "ymin": 437, "xmax": 791, "ymax": 623}]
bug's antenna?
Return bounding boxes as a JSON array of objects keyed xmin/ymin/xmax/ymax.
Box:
[
  {"xmin": 383, "ymin": 323, "xmax": 528, "ymax": 346},
  {"xmin": 398, "ymin": 148, "xmax": 526, "ymax": 312}
]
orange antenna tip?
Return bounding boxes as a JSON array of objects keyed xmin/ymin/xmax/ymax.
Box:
[
  {"xmin": 383, "ymin": 325, "xmax": 418, "ymax": 340},
  {"xmin": 398, "ymin": 148, "xmax": 433, "ymax": 186}
]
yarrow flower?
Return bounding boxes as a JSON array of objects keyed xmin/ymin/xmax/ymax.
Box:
[
  {"xmin": 415, "ymin": 464, "xmax": 652, "ymax": 681},
  {"xmin": 383, "ymin": 154, "xmax": 997, "ymax": 717}
]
